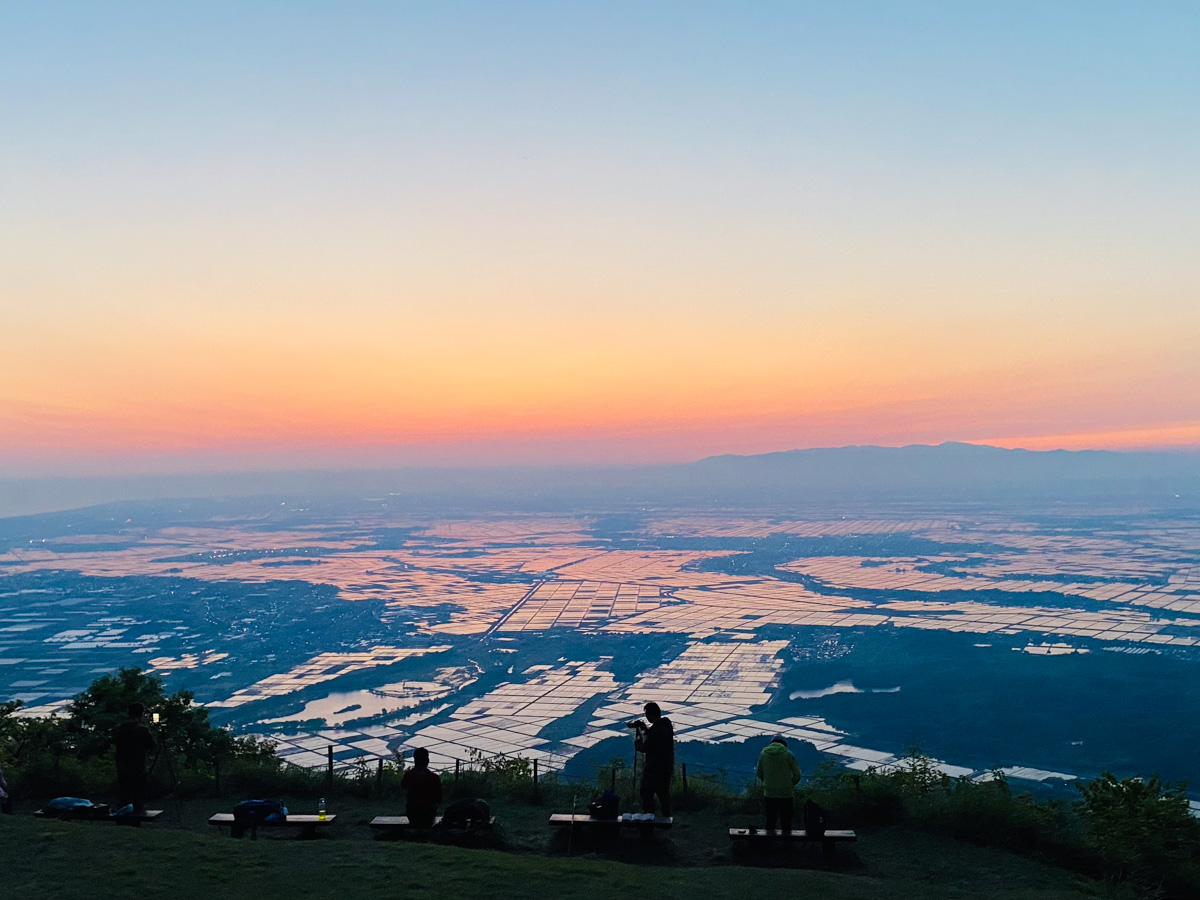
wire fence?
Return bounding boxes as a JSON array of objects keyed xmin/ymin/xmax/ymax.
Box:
[{"xmin": 288, "ymin": 739, "xmax": 849, "ymax": 800}]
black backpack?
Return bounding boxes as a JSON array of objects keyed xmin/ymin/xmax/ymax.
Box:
[
  {"xmin": 440, "ymin": 798, "xmax": 491, "ymax": 831},
  {"xmin": 803, "ymin": 799, "xmax": 826, "ymax": 837},
  {"xmin": 588, "ymin": 790, "xmax": 619, "ymax": 819},
  {"xmin": 232, "ymin": 799, "xmax": 287, "ymax": 837}
]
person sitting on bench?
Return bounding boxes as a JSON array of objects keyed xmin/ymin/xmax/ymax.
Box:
[
  {"xmin": 113, "ymin": 702, "xmax": 157, "ymax": 816},
  {"xmin": 401, "ymin": 747, "xmax": 442, "ymax": 828},
  {"xmin": 633, "ymin": 701, "xmax": 674, "ymax": 818},
  {"xmin": 756, "ymin": 736, "xmax": 801, "ymax": 832}
]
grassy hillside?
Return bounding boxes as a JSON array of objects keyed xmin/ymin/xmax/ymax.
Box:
[{"xmin": 2, "ymin": 797, "xmax": 1091, "ymax": 900}]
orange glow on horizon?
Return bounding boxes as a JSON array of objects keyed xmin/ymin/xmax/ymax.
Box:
[{"xmin": 2, "ymin": 301, "xmax": 1198, "ymax": 475}]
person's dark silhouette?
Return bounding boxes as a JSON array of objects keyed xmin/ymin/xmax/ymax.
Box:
[
  {"xmin": 401, "ymin": 747, "xmax": 442, "ymax": 827},
  {"xmin": 635, "ymin": 701, "xmax": 674, "ymax": 817},
  {"xmin": 0, "ymin": 761, "xmax": 12, "ymax": 814},
  {"xmin": 756, "ymin": 736, "xmax": 801, "ymax": 832},
  {"xmin": 112, "ymin": 702, "xmax": 156, "ymax": 815}
]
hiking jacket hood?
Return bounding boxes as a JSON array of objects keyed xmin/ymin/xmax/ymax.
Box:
[{"xmin": 756, "ymin": 742, "xmax": 801, "ymax": 798}]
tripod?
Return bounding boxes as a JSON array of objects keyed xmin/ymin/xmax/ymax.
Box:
[
  {"xmin": 147, "ymin": 729, "xmax": 184, "ymax": 822},
  {"xmin": 629, "ymin": 723, "xmax": 646, "ymax": 805}
]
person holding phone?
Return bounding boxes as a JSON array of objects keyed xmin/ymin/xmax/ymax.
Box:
[
  {"xmin": 633, "ymin": 701, "xmax": 674, "ymax": 818},
  {"xmin": 113, "ymin": 702, "xmax": 156, "ymax": 815}
]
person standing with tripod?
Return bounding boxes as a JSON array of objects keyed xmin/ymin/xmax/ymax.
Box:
[
  {"xmin": 113, "ymin": 702, "xmax": 156, "ymax": 815},
  {"xmin": 631, "ymin": 701, "xmax": 674, "ymax": 818}
]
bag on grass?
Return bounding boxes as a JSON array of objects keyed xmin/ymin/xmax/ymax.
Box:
[{"xmin": 440, "ymin": 798, "xmax": 490, "ymax": 831}]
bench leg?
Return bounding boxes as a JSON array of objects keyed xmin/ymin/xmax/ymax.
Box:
[{"xmin": 822, "ymin": 839, "xmax": 835, "ymax": 860}]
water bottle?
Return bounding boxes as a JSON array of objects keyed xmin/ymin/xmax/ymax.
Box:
[{"xmin": 318, "ymin": 797, "xmax": 326, "ymax": 821}]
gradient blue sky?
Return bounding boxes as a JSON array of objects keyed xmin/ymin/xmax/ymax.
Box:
[{"xmin": 1, "ymin": 2, "xmax": 1197, "ymax": 474}]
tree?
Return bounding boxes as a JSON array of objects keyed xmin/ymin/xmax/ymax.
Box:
[
  {"xmin": 1076, "ymin": 771, "xmax": 1200, "ymax": 887},
  {"xmin": 66, "ymin": 667, "xmax": 234, "ymax": 768}
]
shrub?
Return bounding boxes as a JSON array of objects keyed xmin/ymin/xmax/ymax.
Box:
[{"xmin": 1076, "ymin": 772, "xmax": 1200, "ymax": 892}]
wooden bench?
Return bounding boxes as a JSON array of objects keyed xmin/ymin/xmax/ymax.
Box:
[
  {"xmin": 35, "ymin": 808, "xmax": 163, "ymax": 827},
  {"xmin": 550, "ymin": 813, "xmax": 673, "ymax": 832},
  {"xmin": 370, "ymin": 815, "xmax": 496, "ymax": 838},
  {"xmin": 728, "ymin": 827, "xmax": 857, "ymax": 859},
  {"xmin": 370, "ymin": 815, "xmax": 442, "ymax": 836},
  {"xmin": 208, "ymin": 813, "xmax": 336, "ymax": 839}
]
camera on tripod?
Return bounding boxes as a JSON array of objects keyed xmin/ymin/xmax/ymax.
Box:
[{"xmin": 625, "ymin": 719, "xmax": 646, "ymax": 731}]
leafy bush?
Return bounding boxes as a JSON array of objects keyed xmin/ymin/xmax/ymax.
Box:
[{"xmin": 1076, "ymin": 772, "xmax": 1200, "ymax": 892}]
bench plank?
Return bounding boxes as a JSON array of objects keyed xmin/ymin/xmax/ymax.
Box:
[
  {"xmin": 208, "ymin": 813, "xmax": 336, "ymax": 826},
  {"xmin": 370, "ymin": 816, "xmax": 443, "ymax": 829},
  {"xmin": 728, "ymin": 828, "xmax": 856, "ymax": 841},
  {"xmin": 549, "ymin": 814, "xmax": 673, "ymax": 828},
  {"xmin": 209, "ymin": 812, "xmax": 336, "ymax": 839},
  {"xmin": 35, "ymin": 808, "xmax": 163, "ymax": 824},
  {"xmin": 729, "ymin": 827, "xmax": 856, "ymax": 860}
]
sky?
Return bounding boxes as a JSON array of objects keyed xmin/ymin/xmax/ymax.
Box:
[{"xmin": 1, "ymin": 1, "xmax": 1198, "ymax": 476}]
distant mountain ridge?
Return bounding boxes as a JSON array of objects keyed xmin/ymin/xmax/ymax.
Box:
[
  {"xmin": 2, "ymin": 442, "xmax": 1199, "ymax": 519},
  {"xmin": 681, "ymin": 441, "xmax": 1200, "ymax": 501}
]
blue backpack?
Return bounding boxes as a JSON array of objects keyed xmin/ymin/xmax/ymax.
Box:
[{"xmin": 47, "ymin": 797, "xmax": 95, "ymax": 811}]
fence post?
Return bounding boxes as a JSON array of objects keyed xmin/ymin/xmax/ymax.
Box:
[
  {"xmin": 455, "ymin": 759, "xmax": 461, "ymax": 782},
  {"xmin": 682, "ymin": 763, "xmax": 688, "ymax": 799},
  {"xmin": 533, "ymin": 758, "xmax": 539, "ymax": 787},
  {"xmin": 326, "ymin": 746, "xmax": 334, "ymax": 789},
  {"xmin": 376, "ymin": 757, "xmax": 384, "ymax": 792},
  {"xmin": 610, "ymin": 768, "xmax": 616, "ymax": 792}
]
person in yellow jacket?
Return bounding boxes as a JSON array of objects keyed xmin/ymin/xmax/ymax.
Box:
[{"xmin": 755, "ymin": 736, "xmax": 801, "ymax": 832}]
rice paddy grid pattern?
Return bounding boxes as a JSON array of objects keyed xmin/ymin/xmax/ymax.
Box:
[
  {"xmin": 910, "ymin": 537, "xmax": 1182, "ymax": 579},
  {"xmin": 389, "ymin": 547, "xmax": 601, "ymax": 574},
  {"xmin": 206, "ymin": 645, "xmax": 450, "ymax": 709},
  {"xmin": 3, "ymin": 531, "xmax": 599, "ymax": 637},
  {"xmin": 615, "ymin": 640, "xmax": 789, "ymax": 707},
  {"xmin": 405, "ymin": 660, "xmax": 620, "ymax": 770},
  {"xmin": 600, "ymin": 583, "xmax": 1200, "ymax": 646},
  {"xmin": 550, "ymin": 550, "xmax": 736, "ymax": 583},
  {"xmin": 584, "ymin": 641, "xmax": 908, "ymax": 770},
  {"xmin": 416, "ymin": 518, "xmax": 592, "ymax": 541},
  {"xmin": 256, "ymin": 645, "xmax": 1083, "ymax": 789},
  {"xmin": 785, "ymin": 556, "xmax": 1200, "ymax": 614},
  {"xmin": 644, "ymin": 517, "xmax": 957, "ymax": 538},
  {"xmin": 14, "ymin": 517, "xmax": 1193, "ymax": 640},
  {"xmin": 257, "ymin": 666, "xmax": 478, "ymax": 728},
  {"xmin": 148, "ymin": 650, "xmax": 229, "ymax": 670},
  {"xmin": 497, "ymin": 580, "xmax": 662, "ymax": 632},
  {"xmin": 267, "ymin": 721, "xmax": 417, "ymax": 771}
]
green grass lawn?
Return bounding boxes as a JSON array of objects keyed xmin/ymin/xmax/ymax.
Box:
[{"xmin": 1, "ymin": 797, "xmax": 1094, "ymax": 900}]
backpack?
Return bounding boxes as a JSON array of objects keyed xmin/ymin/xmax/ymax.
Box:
[
  {"xmin": 588, "ymin": 790, "xmax": 619, "ymax": 819},
  {"xmin": 440, "ymin": 798, "xmax": 490, "ymax": 831},
  {"xmin": 46, "ymin": 797, "xmax": 95, "ymax": 812},
  {"xmin": 803, "ymin": 799, "xmax": 826, "ymax": 838},
  {"xmin": 232, "ymin": 799, "xmax": 288, "ymax": 837},
  {"xmin": 44, "ymin": 797, "xmax": 106, "ymax": 819}
]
